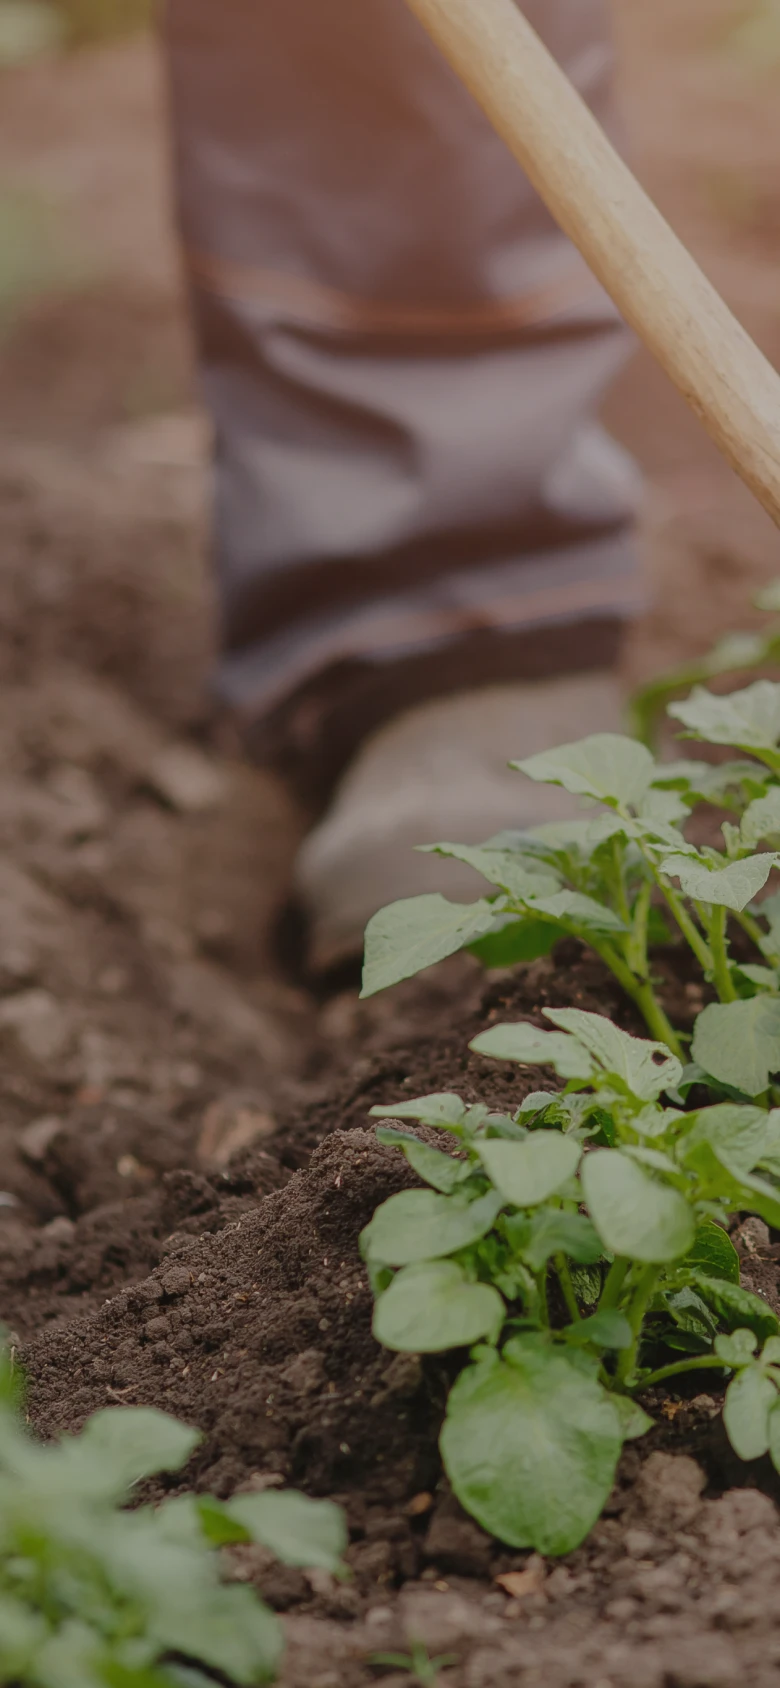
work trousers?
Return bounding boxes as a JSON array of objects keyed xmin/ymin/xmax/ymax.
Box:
[{"xmin": 164, "ymin": 0, "xmax": 641, "ymax": 798}]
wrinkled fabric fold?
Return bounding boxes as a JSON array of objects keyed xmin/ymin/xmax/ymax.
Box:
[{"xmin": 164, "ymin": 0, "xmax": 641, "ymax": 773}]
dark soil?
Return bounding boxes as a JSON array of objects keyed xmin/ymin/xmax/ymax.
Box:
[
  {"xmin": 4, "ymin": 5, "xmax": 780, "ymax": 1685},
  {"xmin": 19, "ymin": 959, "xmax": 780, "ymax": 1688}
]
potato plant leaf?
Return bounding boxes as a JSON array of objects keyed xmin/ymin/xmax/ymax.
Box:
[
  {"xmin": 724, "ymin": 1365, "xmax": 778, "ymax": 1460},
  {"xmin": 509, "ymin": 1208, "xmax": 603, "ymax": 1271},
  {"xmin": 476, "ymin": 1134, "xmax": 581, "ymax": 1207},
  {"xmin": 470, "ymin": 1022, "xmax": 593, "ymax": 1080},
  {"xmin": 581, "ymin": 1150, "xmax": 695, "ymax": 1262},
  {"xmin": 373, "ymin": 1260, "xmax": 504, "ymax": 1352},
  {"xmin": 360, "ymin": 1187, "xmax": 503, "ymax": 1266},
  {"xmin": 681, "ymin": 1217, "xmax": 741, "ymax": 1283},
  {"xmin": 692, "ymin": 997, "xmax": 780, "ymax": 1096},
  {"xmin": 441, "ymin": 1340, "xmax": 622, "ymax": 1555},
  {"xmin": 563, "ymin": 1308, "xmax": 632, "ymax": 1350},
  {"xmin": 418, "ymin": 842, "xmax": 560, "ymax": 902},
  {"xmin": 468, "ymin": 915, "xmax": 558, "ymax": 968},
  {"xmin": 224, "ymin": 1491, "xmax": 347, "ymax": 1573},
  {"xmin": 361, "ymin": 894, "xmax": 503, "ymax": 997},
  {"xmin": 513, "ymin": 734, "xmax": 655, "ymax": 808},
  {"xmin": 741, "ymin": 789, "xmax": 780, "ymax": 845},
  {"xmin": 544, "ymin": 1009, "xmax": 682, "ymax": 1101},
  {"xmin": 523, "ymin": 889, "xmax": 628, "ymax": 934},
  {"xmin": 660, "ymin": 852, "xmax": 778, "ymax": 912},
  {"xmin": 668, "ymin": 680, "xmax": 780, "ymax": 760},
  {"xmin": 692, "ymin": 1274, "xmax": 779, "ymax": 1342},
  {"xmin": 374, "ymin": 1126, "xmax": 470, "ymax": 1192},
  {"xmin": 370, "ymin": 1093, "xmax": 468, "ymax": 1130}
]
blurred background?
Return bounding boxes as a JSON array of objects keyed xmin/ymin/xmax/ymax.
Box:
[{"xmin": 0, "ymin": 0, "xmax": 778, "ymax": 1163}]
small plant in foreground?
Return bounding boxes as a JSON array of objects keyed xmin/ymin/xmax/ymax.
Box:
[
  {"xmin": 361, "ymin": 1014, "xmax": 780, "ymax": 1555},
  {"xmin": 370, "ymin": 1640, "xmax": 458, "ymax": 1686},
  {"xmin": 0, "ymin": 1349, "xmax": 345, "ymax": 1686},
  {"xmin": 359, "ymin": 677, "xmax": 780, "ymax": 1555}
]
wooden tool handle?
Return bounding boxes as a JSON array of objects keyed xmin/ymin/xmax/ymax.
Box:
[{"xmin": 404, "ymin": 0, "xmax": 780, "ymax": 528}]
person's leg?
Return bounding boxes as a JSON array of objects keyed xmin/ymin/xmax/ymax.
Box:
[
  {"xmin": 164, "ymin": 0, "xmax": 640, "ymax": 783},
  {"xmin": 164, "ymin": 0, "xmax": 641, "ymax": 963}
]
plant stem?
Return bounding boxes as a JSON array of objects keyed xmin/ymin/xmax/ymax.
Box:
[
  {"xmin": 736, "ymin": 907, "xmax": 773, "ymax": 958},
  {"xmin": 627, "ymin": 880, "xmax": 651, "ymax": 979},
  {"xmin": 596, "ymin": 941, "xmax": 683, "ymax": 1057},
  {"xmin": 708, "ymin": 906, "xmax": 738, "ymax": 1003},
  {"xmin": 616, "ymin": 1263, "xmax": 661, "ymax": 1386},
  {"xmin": 610, "ymin": 836, "xmax": 632, "ymax": 929},
  {"xmin": 654, "ymin": 876, "xmax": 714, "ymax": 975},
  {"xmin": 599, "ymin": 1256, "xmax": 631, "ymax": 1311},
  {"xmin": 555, "ymin": 1254, "xmax": 581, "ymax": 1323},
  {"xmin": 631, "ymin": 1354, "xmax": 729, "ymax": 1392}
]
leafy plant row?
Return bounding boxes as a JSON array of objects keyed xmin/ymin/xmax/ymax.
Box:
[
  {"xmin": 0, "ymin": 1349, "xmax": 345, "ymax": 1687},
  {"xmin": 361, "ymin": 678, "xmax": 780, "ymax": 1555}
]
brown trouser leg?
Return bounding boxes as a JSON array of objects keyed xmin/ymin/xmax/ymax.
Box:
[{"xmin": 164, "ymin": 0, "xmax": 641, "ymax": 800}]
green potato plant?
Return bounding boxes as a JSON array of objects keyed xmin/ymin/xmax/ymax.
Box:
[
  {"xmin": 629, "ymin": 575, "xmax": 780, "ymax": 750},
  {"xmin": 362, "ymin": 677, "xmax": 780, "ymax": 1085},
  {"xmin": 0, "ymin": 1349, "xmax": 346, "ymax": 1687},
  {"xmin": 361, "ymin": 677, "xmax": 780, "ymax": 1555},
  {"xmin": 361, "ymin": 1012, "xmax": 780, "ymax": 1556}
]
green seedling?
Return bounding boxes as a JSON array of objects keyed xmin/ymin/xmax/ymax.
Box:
[
  {"xmin": 362, "ymin": 677, "xmax": 780, "ymax": 1083},
  {"xmin": 0, "ymin": 1346, "xmax": 346, "ymax": 1686},
  {"xmin": 362, "ymin": 1008, "xmax": 780, "ymax": 1557},
  {"xmin": 629, "ymin": 574, "xmax": 780, "ymax": 750},
  {"xmin": 371, "ymin": 1640, "xmax": 458, "ymax": 1687}
]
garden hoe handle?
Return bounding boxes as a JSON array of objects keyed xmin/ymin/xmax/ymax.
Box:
[{"xmin": 404, "ymin": 0, "xmax": 780, "ymax": 529}]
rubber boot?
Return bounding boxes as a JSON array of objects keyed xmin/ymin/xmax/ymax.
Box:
[{"xmin": 294, "ymin": 670, "xmax": 623, "ymax": 971}]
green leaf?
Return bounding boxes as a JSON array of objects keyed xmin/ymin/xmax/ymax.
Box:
[
  {"xmin": 360, "ymin": 1187, "xmax": 503, "ymax": 1266},
  {"xmin": 610, "ymin": 1396, "xmax": 655, "ymax": 1441},
  {"xmin": 681, "ymin": 1105, "xmax": 770, "ymax": 1177},
  {"xmin": 440, "ymin": 1340, "xmax": 622, "ymax": 1555},
  {"xmin": 470, "ymin": 1021, "xmax": 593, "ymax": 1079},
  {"xmin": 768, "ymin": 1397, "xmax": 780, "ymax": 1475},
  {"xmin": 523, "ymin": 889, "xmax": 628, "ymax": 935},
  {"xmin": 29, "ymin": 1620, "xmax": 106, "ymax": 1688},
  {"xmin": 418, "ymin": 842, "xmax": 560, "ymax": 902},
  {"xmin": 692, "ymin": 996, "xmax": 780, "ymax": 1096},
  {"xmin": 544, "ymin": 1009, "xmax": 683, "ymax": 1102},
  {"xmin": 669, "ymin": 680, "xmax": 780, "ymax": 755},
  {"xmin": 715, "ymin": 1328, "xmax": 758, "ymax": 1367},
  {"xmin": 665, "ymin": 1286, "xmax": 719, "ymax": 1344},
  {"xmin": 724, "ymin": 1365, "xmax": 778, "ymax": 1460},
  {"xmin": 476, "ymin": 1133, "xmax": 581, "ymax": 1206},
  {"xmin": 741, "ymin": 789, "xmax": 780, "ymax": 845},
  {"xmin": 161, "ymin": 1494, "xmax": 247, "ymax": 1549},
  {"xmin": 361, "ymin": 894, "xmax": 503, "ymax": 997},
  {"xmin": 64, "ymin": 1408, "xmax": 201, "ymax": 1497},
  {"xmin": 581, "ymin": 1150, "xmax": 695, "ymax": 1262},
  {"xmin": 660, "ymin": 852, "xmax": 778, "ymax": 912},
  {"xmin": 514, "ymin": 735, "xmax": 655, "ymax": 809},
  {"xmin": 373, "ymin": 1260, "xmax": 505, "ymax": 1352},
  {"xmin": 0, "ymin": 1597, "xmax": 44, "ymax": 1678},
  {"xmin": 374, "ymin": 1127, "xmax": 470, "ymax": 1193},
  {"xmin": 563, "ymin": 1309, "xmax": 632, "ymax": 1350},
  {"xmin": 737, "ymin": 962, "xmax": 779, "ymax": 992},
  {"xmin": 512, "ymin": 1209, "xmax": 603, "ymax": 1271},
  {"xmin": 692, "ymin": 1274, "xmax": 779, "ymax": 1343},
  {"xmin": 370, "ymin": 1093, "xmax": 467, "ymax": 1130},
  {"xmin": 151, "ymin": 1584, "xmax": 282, "ymax": 1685},
  {"xmin": 225, "ymin": 1490, "xmax": 347, "ymax": 1574},
  {"xmin": 469, "ymin": 916, "xmax": 558, "ymax": 968},
  {"xmin": 682, "ymin": 1217, "xmax": 741, "ymax": 1283}
]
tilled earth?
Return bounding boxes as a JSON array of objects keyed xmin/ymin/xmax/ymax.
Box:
[{"xmin": 4, "ymin": 3, "xmax": 780, "ymax": 1685}]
